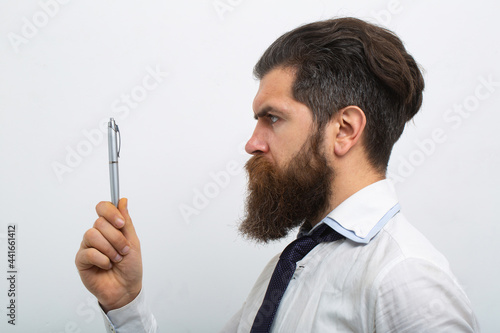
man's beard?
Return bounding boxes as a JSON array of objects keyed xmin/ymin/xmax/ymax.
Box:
[{"xmin": 239, "ymin": 132, "xmax": 334, "ymax": 243}]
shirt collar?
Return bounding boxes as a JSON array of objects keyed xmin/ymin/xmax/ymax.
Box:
[{"xmin": 299, "ymin": 179, "xmax": 400, "ymax": 244}]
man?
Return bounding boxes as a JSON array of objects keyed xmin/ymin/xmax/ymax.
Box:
[{"xmin": 75, "ymin": 17, "xmax": 479, "ymax": 332}]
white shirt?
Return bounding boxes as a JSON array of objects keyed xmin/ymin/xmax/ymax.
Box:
[
  {"xmin": 101, "ymin": 288, "xmax": 157, "ymax": 333},
  {"xmin": 102, "ymin": 179, "xmax": 479, "ymax": 332}
]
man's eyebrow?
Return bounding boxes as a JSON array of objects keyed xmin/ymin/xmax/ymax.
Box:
[{"xmin": 253, "ymin": 106, "xmax": 286, "ymax": 120}]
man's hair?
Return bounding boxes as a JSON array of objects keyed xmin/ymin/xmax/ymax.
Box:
[{"xmin": 253, "ymin": 17, "xmax": 424, "ymax": 173}]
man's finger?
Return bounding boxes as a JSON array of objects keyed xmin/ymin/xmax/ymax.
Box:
[
  {"xmin": 96, "ymin": 201, "xmax": 126, "ymax": 229},
  {"xmin": 93, "ymin": 217, "xmax": 130, "ymax": 256},
  {"xmin": 117, "ymin": 198, "xmax": 139, "ymax": 243},
  {"xmin": 76, "ymin": 247, "xmax": 113, "ymax": 271},
  {"xmin": 85, "ymin": 225, "xmax": 126, "ymax": 262}
]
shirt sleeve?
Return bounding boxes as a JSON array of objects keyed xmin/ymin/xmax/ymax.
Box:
[
  {"xmin": 373, "ymin": 257, "xmax": 480, "ymax": 332},
  {"xmin": 100, "ymin": 288, "xmax": 158, "ymax": 333}
]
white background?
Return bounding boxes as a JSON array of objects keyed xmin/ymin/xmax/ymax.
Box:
[{"xmin": 0, "ymin": 0, "xmax": 499, "ymax": 332}]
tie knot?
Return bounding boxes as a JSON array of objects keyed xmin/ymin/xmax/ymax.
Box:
[{"xmin": 280, "ymin": 223, "xmax": 343, "ymax": 263}]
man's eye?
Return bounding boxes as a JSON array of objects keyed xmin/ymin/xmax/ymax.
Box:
[{"xmin": 267, "ymin": 114, "xmax": 279, "ymax": 124}]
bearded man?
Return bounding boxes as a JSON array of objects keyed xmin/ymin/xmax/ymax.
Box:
[{"xmin": 75, "ymin": 17, "xmax": 479, "ymax": 332}]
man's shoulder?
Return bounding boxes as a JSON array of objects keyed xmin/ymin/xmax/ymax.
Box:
[
  {"xmin": 376, "ymin": 213, "xmax": 449, "ymax": 266},
  {"xmin": 345, "ymin": 212, "xmax": 458, "ymax": 289},
  {"xmin": 316, "ymin": 213, "xmax": 456, "ymax": 289}
]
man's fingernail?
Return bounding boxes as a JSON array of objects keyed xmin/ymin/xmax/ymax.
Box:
[
  {"xmin": 116, "ymin": 218, "xmax": 125, "ymax": 227},
  {"xmin": 121, "ymin": 246, "xmax": 130, "ymax": 254},
  {"xmin": 114, "ymin": 253, "xmax": 123, "ymax": 262}
]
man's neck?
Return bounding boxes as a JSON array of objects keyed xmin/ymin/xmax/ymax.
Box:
[{"xmin": 310, "ymin": 171, "xmax": 386, "ymax": 227}]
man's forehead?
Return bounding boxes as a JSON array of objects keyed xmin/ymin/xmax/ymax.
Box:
[{"xmin": 252, "ymin": 67, "xmax": 296, "ymax": 114}]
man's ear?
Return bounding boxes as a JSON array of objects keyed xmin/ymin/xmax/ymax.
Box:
[{"xmin": 333, "ymin": 106, "xmax": 366, "ymax": 156}]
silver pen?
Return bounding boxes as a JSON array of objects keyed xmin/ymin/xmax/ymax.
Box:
[{"xmin": 108, "ymin": 118, "xmax": 120, "ymax": 207}]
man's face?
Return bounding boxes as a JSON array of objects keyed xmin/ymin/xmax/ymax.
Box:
[
  {"xmin": 240, "ymin": 67, "xmax": 334, "ymax": 243},
  {"xmin": 245, "ymin": 67, "xmax": 314, "ymax": 167}
]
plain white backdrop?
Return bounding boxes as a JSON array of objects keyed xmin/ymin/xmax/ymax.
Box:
[{"xmin": 0, "ymin": 0, "xmax": 499, "ymax": 332}]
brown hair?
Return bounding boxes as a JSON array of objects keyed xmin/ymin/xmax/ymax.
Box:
[{"xmin": 254, "ymin": 17, "xmax": 424, "ymax": 173}]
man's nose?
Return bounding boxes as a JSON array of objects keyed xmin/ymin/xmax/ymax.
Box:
[{"xmin": 245, "ymin": 126, "xmax": 269, "ymax": 155}]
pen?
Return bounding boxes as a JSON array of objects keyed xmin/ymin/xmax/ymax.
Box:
[{"xmin": 108, "ymin": 118, "xmax": 120, "ymax": 207}]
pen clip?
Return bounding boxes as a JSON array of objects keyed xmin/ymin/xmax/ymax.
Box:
[{"xmin": 116, "ymin": 124, "xmax": 121, "ymax": 158}]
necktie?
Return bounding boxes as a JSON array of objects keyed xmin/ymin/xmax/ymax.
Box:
[{"xmin": 250, "ymin": 223, "xmax": 344, "ymax": 333}]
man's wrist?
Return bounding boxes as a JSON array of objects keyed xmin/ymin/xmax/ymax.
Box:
[
  {"xmin": 100, "ymin": 286, "xmax": 142, "ymax": 313},
  {"xmin": 100, "ymin": 288, "xmax": 157, "ymax": 333}
]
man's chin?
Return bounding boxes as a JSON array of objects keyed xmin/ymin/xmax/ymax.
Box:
[{"xmin": 238, "ymin": 216, "xmax": 303, "ymax": 244}]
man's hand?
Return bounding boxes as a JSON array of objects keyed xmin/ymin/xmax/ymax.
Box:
[{"xmin": 75, "ymin": 198, "xmax": 143, "ymax": 312}]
